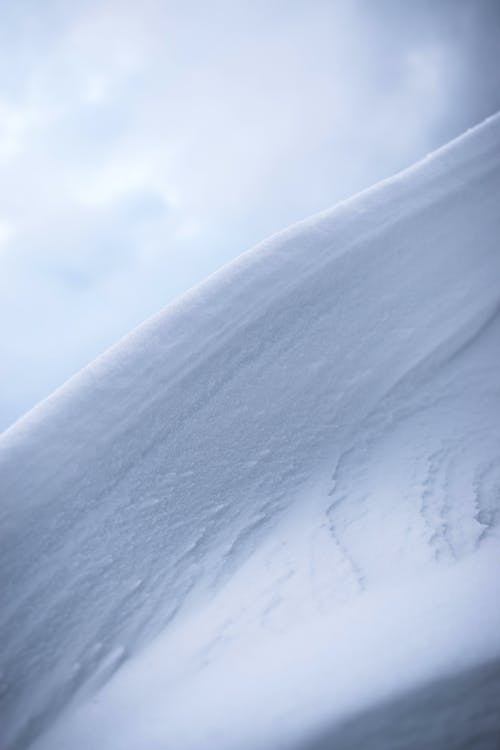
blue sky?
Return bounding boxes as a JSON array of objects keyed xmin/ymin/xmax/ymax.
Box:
[{"xmin": 1, "ymin": 0, "xmax": 500, "ymax": 431}]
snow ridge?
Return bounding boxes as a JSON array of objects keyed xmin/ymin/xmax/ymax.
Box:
[{"xmin": 1, "ymin": 113, "xmax": 500, "ymax": 750}]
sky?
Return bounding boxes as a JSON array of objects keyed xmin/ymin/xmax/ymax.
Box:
[{"xmin": 1, "ymin": 0, "xmax": 500, "ymax": 432}]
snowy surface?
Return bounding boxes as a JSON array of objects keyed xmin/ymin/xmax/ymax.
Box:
[{"xmin": 1, "ymin": 113, "xmax": 500, "ymax": 750}]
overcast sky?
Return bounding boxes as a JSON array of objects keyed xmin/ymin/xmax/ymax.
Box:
[{"xmin": 1, "ymin": 0, "xmax": 500, "ymax": 431}]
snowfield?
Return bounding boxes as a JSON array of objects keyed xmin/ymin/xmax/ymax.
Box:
[{"xmin": 1, "ymin": 112, "xmax": 500, "ymax": 750}]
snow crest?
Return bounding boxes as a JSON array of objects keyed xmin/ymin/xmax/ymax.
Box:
[{"xmin": 1, "ymin": 113, "xmax": 500, "ymax": 750}]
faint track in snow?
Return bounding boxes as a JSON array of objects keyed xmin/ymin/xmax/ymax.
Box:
[
  {"xmin": 324, "ymin": 300, "xmax": 500, "ymax": 592},
  {"xmin": 473, "ymin": 457, "xmax": 500, "ymax": 547}
]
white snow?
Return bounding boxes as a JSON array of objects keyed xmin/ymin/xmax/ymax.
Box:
[{"xmin": 1, "ymin": 112, "xmax": 500, "ymax": 750}]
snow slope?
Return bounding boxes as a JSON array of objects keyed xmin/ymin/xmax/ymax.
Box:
[{"xmin": 1, "ymin": 113, "xmax": 500, "ymax": 750}]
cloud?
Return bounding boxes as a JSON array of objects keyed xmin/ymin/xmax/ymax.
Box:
[{"xmin": 0, "ymin": 0, "xmax": 499, "ymax": 430}]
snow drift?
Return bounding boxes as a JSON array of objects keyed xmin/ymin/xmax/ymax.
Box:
[{"xmin": 1, "ymin": 113, "xmax": 500, "ymax": 750}]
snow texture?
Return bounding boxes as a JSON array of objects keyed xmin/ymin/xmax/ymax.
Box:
[{"xmin": 1, "ymin": 113, "xmax": 500, "ymax": 750}]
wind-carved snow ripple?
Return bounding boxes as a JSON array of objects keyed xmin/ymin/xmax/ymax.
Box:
[{"xmin": 325, "ymin": 304, "xmax": 500, "ymax": 592}]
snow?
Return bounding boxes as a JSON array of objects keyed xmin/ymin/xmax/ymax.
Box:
[{"xmin": 1, "ymin": 112, "xmax": 500, "ymax": 750}]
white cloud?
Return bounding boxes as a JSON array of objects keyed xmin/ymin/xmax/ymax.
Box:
[{"xmin": 0, "ymin": 218, "xmax": 14, "ymax": 249}]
